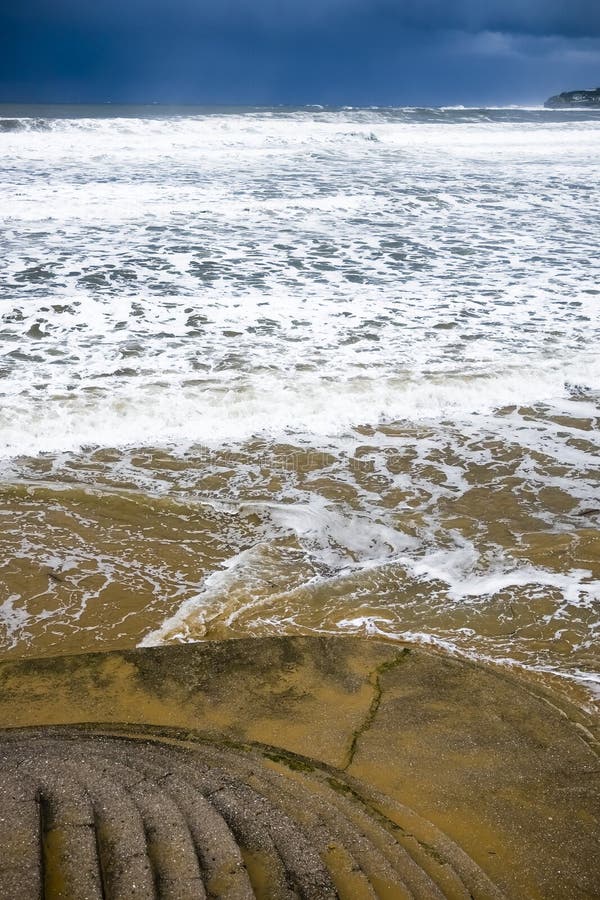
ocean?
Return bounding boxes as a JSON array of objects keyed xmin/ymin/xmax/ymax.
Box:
[{"xmin": 1, "ymin": 104, "xmax": 599, "ymax": 703}]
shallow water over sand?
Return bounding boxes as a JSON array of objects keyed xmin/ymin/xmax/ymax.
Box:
[{"xmin": 0, "ymin": 106, "xmax": 599, "ymax": 701}]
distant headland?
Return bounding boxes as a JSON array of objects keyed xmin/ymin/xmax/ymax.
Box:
[{"xmin": 544, "ymin": 88, "xmax": 600, "ymax": 108}]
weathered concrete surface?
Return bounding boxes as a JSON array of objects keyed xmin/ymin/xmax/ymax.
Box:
[{"xmin": 0, "ymin": 637, "xmax": 598, "ymax": 898}]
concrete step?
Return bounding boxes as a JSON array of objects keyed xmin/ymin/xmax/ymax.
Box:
[{"xmin": 0, "ymin": 727, "xmax": 502, "ymax": 899}]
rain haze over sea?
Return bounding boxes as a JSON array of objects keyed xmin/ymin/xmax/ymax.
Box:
[{"xmin": 0, "ymin": 105, "xmax": 599, "ymax": 703}]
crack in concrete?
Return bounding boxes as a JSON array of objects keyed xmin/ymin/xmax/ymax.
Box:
[{"xmin": 343, "ymin": 648, "xmax": 411, "ymax": 771}]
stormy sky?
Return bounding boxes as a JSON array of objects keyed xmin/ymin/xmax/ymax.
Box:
[{"xmin": 1, "ymin": 0, "xmax": 599, "ymax": 105}]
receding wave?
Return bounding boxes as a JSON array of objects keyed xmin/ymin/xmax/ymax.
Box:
[{"xmin": 0, "ymin": 364, "xmax": 598, "ymax": 457}]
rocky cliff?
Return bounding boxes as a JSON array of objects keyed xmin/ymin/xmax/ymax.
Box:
[{"xmin": 544, "ymin": 88, "xmax": 600, "ymax": 108}]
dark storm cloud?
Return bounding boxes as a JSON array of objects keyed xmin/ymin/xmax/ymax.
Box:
[
  {"xmin": 8, "ymin": 0, "xmax": 600, "ymax": 36},
  {"xmin": 1, "ymin": 0, "xmax": 599, "ymax": 104}
]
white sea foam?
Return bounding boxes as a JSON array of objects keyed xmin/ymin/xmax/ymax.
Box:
[
  {"xmin": 0, "ymin": 359, "xmax": 598, "ymax": 457},
  {"xmin": 1, "ymin": 107, "xmax": 599, "ymax": 686},
  {"xmin": 0, "ymin": 594, "xmax": 31, "ymax": 648},
  {"xmin": 1, "ymin": 109, "xmax": 598, "ymax": 456}
]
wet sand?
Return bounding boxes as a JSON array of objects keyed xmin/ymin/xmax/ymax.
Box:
[{"xmin": 1, "ymin": 427, "xmax": 598, "ymax": 717}]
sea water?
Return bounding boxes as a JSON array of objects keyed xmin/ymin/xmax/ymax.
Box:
[{"xmin": 0, "ymin": 105, "xmax": 598, "ymax": 700}]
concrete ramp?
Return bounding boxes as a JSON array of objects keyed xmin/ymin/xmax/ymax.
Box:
[{"xmin": 0, "ymin": 637, "xmax": 597, "ymax": 898}]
